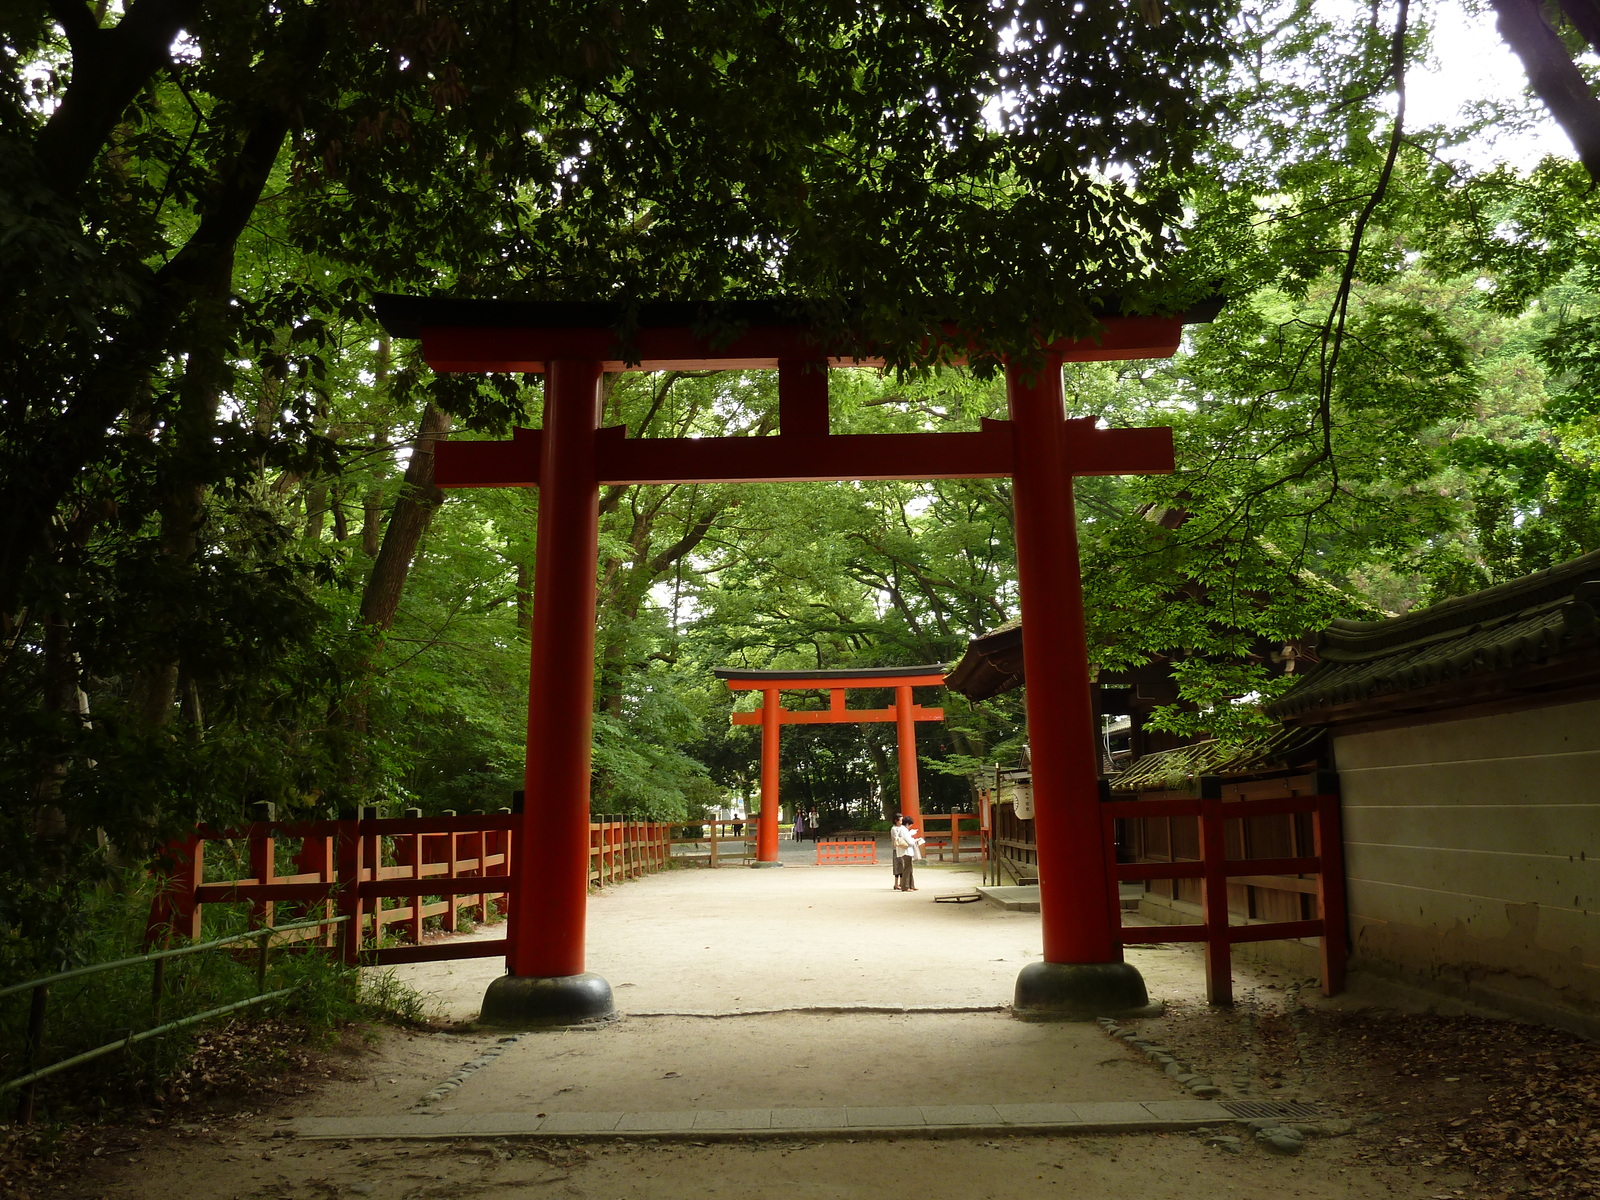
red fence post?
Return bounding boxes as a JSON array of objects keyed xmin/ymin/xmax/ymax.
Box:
[
  {"xmin": 295, "ymin": 828, "xmax": 334, "ymax": 946},
  {"xmin": 247, "ymin": 805, "xmax": 276, "ymax": 932},
  {"xmin": 335, "ymin": 811, "xmax": 365, "ymax": 965},
  {"xmin": 145, "ymin": 831, "xmax": 204, "ymax": 945},
  {"xmin": 401, "ymin": 809, "xmax": 424, "ymax": 944},
  {"xmin": 496, "ymin": 821, "xmax": 512, "ymax": 914},
  {"xmin": 1198, "ymin": 779, "xmax": 1233, "ymax": 1006},
  {"xmin": 1314, "ymin": 789, "xmax": 1349, "ymax": 996},
  {"xmin": 359, "ymin": 804, "xmax": 383, "ymax": 946},
  {"xmin": 1103, "ymin": 801, "xmax": 1124, "ymax": 950}
]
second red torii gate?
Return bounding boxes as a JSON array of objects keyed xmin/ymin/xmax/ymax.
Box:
[{"xmin": 713, "ymin": 665, "xmax": 948, "ymax": 862}]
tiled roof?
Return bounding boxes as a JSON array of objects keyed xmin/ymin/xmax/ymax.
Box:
[
  {"xmin": 1107, "ymin": 726, "xmax": 1325, "ymax": 790},
  {"xmin": 1265, "ymin": 550, "xmax": 1600, "ymax": 722},
  {"xmin": 943, "ymin": 617, "xmax": 1022, "ymax": 700}
]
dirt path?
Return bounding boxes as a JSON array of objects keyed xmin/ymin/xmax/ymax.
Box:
[
  {"xmin": 390, "ymin": 857, "xmax": 1217, "ymax": 1019},
  {"xmin": 75, "ymin": 1125, "xmax": 1458, "ymax": 1200},
  {"xmin": 47, "ymin": 857, "xmax": 1553, "ymax": 1200}
]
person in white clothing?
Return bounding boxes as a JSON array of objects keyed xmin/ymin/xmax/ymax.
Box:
[{"xmin": 890, "ymin": 814, "xmax": 922, "ymax": 891}]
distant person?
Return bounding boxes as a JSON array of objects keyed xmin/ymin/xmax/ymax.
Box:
[
  {"xmin": 890, "ymin": 814, "xmax": 923, "ymax": 891},
  {"xmin": 793, "ymin": 810, "xmax": 806, "ymax": 841},
  {"xmin": 808, "ymin": 808, "xmax": 820, "ymax": 840},
  {"xmin": 731, "ymin": 813, "xmax": 744, "ymax": 837}
]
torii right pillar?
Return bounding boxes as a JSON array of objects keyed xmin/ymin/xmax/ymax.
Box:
[{"xmin": 1006, "ymin": 354, "xmax": 1162, "ymax": 1020}]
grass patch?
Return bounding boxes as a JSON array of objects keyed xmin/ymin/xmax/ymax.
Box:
[{"xmin": 1, "ymin": 875, "xmax": 430, "ymax": 1123}]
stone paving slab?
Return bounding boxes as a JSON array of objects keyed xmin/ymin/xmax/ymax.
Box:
[
  {"xmin": 975, "ymin": 885, "xmax": 1041, "ymax": 912},
  {"xmin": 992, "ymin": 1107, "xmax": 1094, "ymax": 1126},
  {"xmin": 920, "ymin": 1104, "xmax": 1002, "ymax": 1125},
  {"xmin": 846, "ymin": 1106, "xmax": 926, "ymax": 1127},
  {"xmin": 538, "ymin": 1111, "xmax": 622, "ymax": 1134},
  {"xmin": 287, "ymin": 1098, "xmax": 1235, "ymax": 1142},
  {"xmin": 768, "ymin": 1107, "xmax": 848, "ymax": 1130},
  {"xmin": 1145, "ymin": 1099, "xmax": 1234, "ymax": 1121},
  {"xmin": 1064, "ymin": 1101, "xmax": 1159, "ymax": 1124},
  {"xmin": 693, "ymin": 1108, "xmax": 771, "ymax": 1130},
  {"xmin": 615, "ymin": 1110, "xmax": 696, "ymax": 1132}
]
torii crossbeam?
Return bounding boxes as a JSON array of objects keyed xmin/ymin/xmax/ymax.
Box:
[
  {"xmin": 372, "ymin": 294, "xmax": 1215, "ymax": 1028},
  {"xmin": 713, "ymin": 665, "xmax": 948, "ymax": 860}
]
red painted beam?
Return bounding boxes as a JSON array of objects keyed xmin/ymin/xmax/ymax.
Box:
[
  {"xmin": 371, "ymin": 939, "xmax": 510, "ymax": 965},
  {"xmin": 779, "ymin": 360, "xmax": 830, "ymax": 436},
  {"xmin": 434, "ymin": 429, "xmax": 542, "ymax": 489},
  {"xmin": 722, "ymin": 674, "xmax": 946, "ymax": 691},
  {"xmin": 434, "ymin": 421, "xmax": 1173, "ymax": 491},
  {"xmin": 1118, "ymin": 926, "xmax": 1208, "ymax": 944},
  {"xmin": 730, "ymin": 705, "xmax": 944, "ymax": 725},
  {"xmin": 417, "ymin": 316, "xmax": 1186, "ymax": 375},
  {"xmin": 595, "ymin": 424, "xmax": 1013, "ymax": 484}
]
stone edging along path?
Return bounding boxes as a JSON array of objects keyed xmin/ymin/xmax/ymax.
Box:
[
  {"xmin": 1098, "ymin": 1016, "xmax": 1359, "ymax": 1155},
  {"xmin": 285, "ymin": 1098, "xmax": 1231, "ymax": 1142}
]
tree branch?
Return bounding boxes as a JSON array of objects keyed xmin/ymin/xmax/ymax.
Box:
[
  {"xmin": 1492, "ymin": 0, "xmax": 1600, "ymax": 182},
  {"xmin": 48, "ymin": 1, "xmax": 100, "ymax": 53},
  {"xmin": 1558, "ymin": 0, "xmax": 1600, "ymax": 57},
  {"xmin": 34, "ymin": 0, "xmax": 204, "ymax": 197}
]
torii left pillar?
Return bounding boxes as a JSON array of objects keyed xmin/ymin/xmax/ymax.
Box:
[{"xmin": 480, "ymin": 360, "xmax": 615, "ymax": 1027}]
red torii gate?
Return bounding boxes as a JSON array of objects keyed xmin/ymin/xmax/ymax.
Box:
[
  {"xmin": 372, "ymin": 294, "xmax": 1216, "ymax": 1027},
  {"xmin": 712, "ymin": 665, "xmax": 948, "ymax": 861}
]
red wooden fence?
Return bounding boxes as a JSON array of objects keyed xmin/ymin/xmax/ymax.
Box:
[
  {"xmin": 815, "ymin": 838, "xmax": 878, "ymax": 865},
  {"xmin": 915, "ymin": 812, "xmax": 980, "ymax": 862},
  {"xmin": 1101, "ymin": 790, "xmax": 1347, "ymax": 1004},
  {"xmin": 146, "ymin": 811, "xmax": 673, "ymax": 966}
]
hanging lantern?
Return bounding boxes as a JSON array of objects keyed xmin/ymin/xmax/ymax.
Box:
[{"xmin": 1012, "ymin": 782, "xmax": 1034, "ymax": 820}]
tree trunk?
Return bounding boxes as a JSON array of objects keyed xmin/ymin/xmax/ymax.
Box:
[
  {"xmin": 331, "ymin": 484, "xmax": 349, "ymax": 542},
  {"xmin": 864, "ymin": 735, "xmax": 897, "ymax": 823},
  {"xmin": 359, "ymin": 404, "xmax": 452, "ymax": 631},
  {"xmin": 515, "ymin": 557, "xmax": 532, "ymax": 631},
  {"xmin": 0, "ymin": 7, "xmax": 332, "ymax": 622},
  {"xmin": 304, "ymin": 480, "xmax": 329, "ymax": 542},
  {"xmin": 361, "ymin": 485, "xmax": 384, "ymax": 556},
  {"xmin": 127, "ymin": 246, "xmax": 237, "ymax": 727},
  {"xmin": 1492, "ymin": 0, "xmax": 1600, "ymax": 181}
]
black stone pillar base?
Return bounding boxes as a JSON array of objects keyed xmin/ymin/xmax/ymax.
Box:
[
  {"xmin": 749, "ymin": 860, "xmax": 784, "ymax": 868},
  {"xmin": 1012, "ymin": 961, "xmax": 1162, "ymax": 1021},
  {"xmin": 480, "ymin": 972, "xmax": 615, "ymax": 1029}
]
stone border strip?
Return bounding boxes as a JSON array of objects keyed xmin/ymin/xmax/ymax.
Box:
[
  {"xmin": 412, "ymin": 1035, "xmax": 525, "ymax": 1110},
  {"xmin": 1095, "ymin": 1016, "xmax": 1359, "ymax": 1155},
  {"xmin": 1097, "ymin": 1016, "xmax": 1224, "ymax": 1099},
  {"xmin": 286, "ymin": 1099, "xmax": 1231, "ymax": 1142},
  {"xmin": 623, "ymin": 1005, "xmax": 1010, "ymax": 1018}
]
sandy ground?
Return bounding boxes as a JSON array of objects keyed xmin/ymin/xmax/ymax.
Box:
[
  {"xmin": 314, "ymin": 1011, "xmax": 1182, "ymax": 1118},
  {"xmin": 56, "ymin": 852, "xmax": 1483, "ymax": 1200},
  {"xmin": 392, "ymin": 852, "xmax": 1211, "ymax": 1019},
  {"xmin": 74, "ymin": 1128, "xmax": 1459, "ymax": 1200}
]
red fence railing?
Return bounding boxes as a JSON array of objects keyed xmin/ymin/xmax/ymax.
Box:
[
  {"xmin": 815, "ymin": 838, "xmax": 878, "ymax": 865},
  {"xmin": 915, "ymin": 812, "xmax": 981, "ymax": 862},
  {"xmin": 146, "ymin": 811, "xmax": 674, "ymax": 967},
  {"xmin": 590, "ymin": 817, "xmax": 672, "ymax": 884},
  {"xmin": 1101, "ymin": 791, "xmax": 1347, "ymax": 1004}
]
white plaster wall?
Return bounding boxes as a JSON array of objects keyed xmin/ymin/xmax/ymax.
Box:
[{"xmin": 1333, "ymin": 696, "xmax": 1600, "ymax": 1034}]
